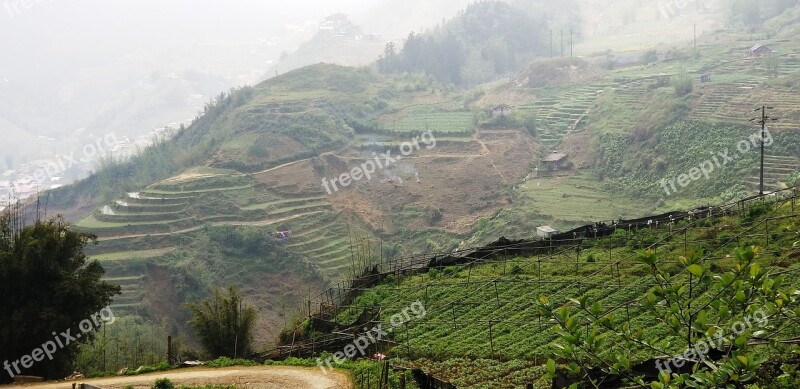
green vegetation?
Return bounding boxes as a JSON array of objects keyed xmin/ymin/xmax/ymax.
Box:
[
  {"xmin": 151, "ymin": 378, "xmax": 240, "ymax": 389},
  {"xmin": 0, "ymin": 207, "xmax": 120, "ymax": 382},
  {"xmin": 380, "ymin": 106, "xmax": 473, "ymax": 135},
  {"xmin": 542, "ymin": 246, "xmax": 798, "ymax": 387},
  {"xmin": 311, "ymin": 195, "xmax": 800, "ymax": 387},
  {"xmin": 188, "ymin": 286, "xmax": 257, "ymax": 359},
  {"xmin": 76, "ymin": 316, "xmax": 175, "ymax": 375},
  {"xmin": 379, "ymin": 1, "xmax": 548, "ymax": 85},
  {"xmin": 672, "ymin": 69, "xmax": 694, "ymax": 97}
]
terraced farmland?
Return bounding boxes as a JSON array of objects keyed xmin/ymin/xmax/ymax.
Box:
[
  {"xmin": 745, "ymin": 154, "xmax": 800, "ymax": 191},
  {"xmin": 515, "ymin": 174, "xmax": 647, "ymax": 225},
  {"xmin": 75, "ymin": 168, "xmax": 377, "ymax": 315},
  {"xmin": 379, "ymin": 106, "xmax": 473, "ymax": 135},
  {"xmin": 516, "ymin": 83, "xmax": 607, "ymax": 149}
]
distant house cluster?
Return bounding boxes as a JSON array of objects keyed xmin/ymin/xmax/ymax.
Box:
[
  {"xmin": 0, "ymin": 123, "xmax": 187, "ymax": 210},
  {"xmin": 318, "ymin": 13, "xmax": 381, "ymax": 41},
  {"xmin": 319, "ymin": 14, "xmax": 353, "ymax": 36}
]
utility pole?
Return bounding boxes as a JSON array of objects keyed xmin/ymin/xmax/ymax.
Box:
[
  {"xmin": 560, "ymin": 29, "xmax": 564, "ymax": 58},
  {"xmin": 750, "ymin": 106, "xmax": 777, "ymax": 195},
  {"xmin": 550, "ymin": 30, "xmax": 553, "ymax": 58},
  {"xmin": 570, "ymin": 28, "xmax": 573, "ymax": 58}
]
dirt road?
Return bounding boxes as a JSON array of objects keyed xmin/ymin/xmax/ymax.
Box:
[{"xmin": 9, "ymin": 366, "xmax": 353, "ymax": 389}]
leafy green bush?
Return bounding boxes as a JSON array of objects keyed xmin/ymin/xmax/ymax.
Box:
[
  {"xmin": 744, "ymin": 202, "xmax": 772, "ymax": 222},
  {"xmin": 541, "ymin": 247, "xmax": 799, "ymax": 387},
  {"xmin": 153, "ymin": 378, "xmax": 174, "ymax": 389},
  {"xmin": 205, "ymin": 357, "xmax": 259, "ymax": 368}
]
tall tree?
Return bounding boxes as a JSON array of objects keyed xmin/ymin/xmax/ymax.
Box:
[
  {"xmin": 0, "ymin": 207, "xmax": 120, "ymax": 382},
  {"xmin": 188, "ymin": 286, "xmax": 257, "ymax": 358}
]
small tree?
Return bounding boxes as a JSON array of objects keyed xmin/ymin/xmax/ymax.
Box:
[
  {"xmin": 672, "ymin": 70, "xmax": 693, "ymax": 97},
  {"xmin": 643, "ymin": 49, "xmax": 659, "ymax": 65},
  {"xmin": 188, "ymin": 286, "xmax": 257, "ymax": 358}
]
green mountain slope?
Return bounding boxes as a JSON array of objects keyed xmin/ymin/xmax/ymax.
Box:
[{"xmin": 285, "ymin": 191, "xmax": 800, "ymax": 388}]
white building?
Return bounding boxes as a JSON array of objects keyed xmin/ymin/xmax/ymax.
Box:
[{"xmin": 536, "ymin": 226, "xmax": 559, "ymax": 239}]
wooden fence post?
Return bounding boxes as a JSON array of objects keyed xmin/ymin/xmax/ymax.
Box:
[
  {"xmin": 488, "ymin": 320, "xmax": 495, "ymax": 359},
  {"xmin": 504, "ymin": 248, "xmax": 508, "ymax": 275}
]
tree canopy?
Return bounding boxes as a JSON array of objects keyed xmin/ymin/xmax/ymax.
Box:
[
  {"xmin": 378, "ymin": 1, "xmax": 547, "ymax": 85},
  {"xmin": 0, "ymin": 207, "xmax": 120, "ymax": 382}
]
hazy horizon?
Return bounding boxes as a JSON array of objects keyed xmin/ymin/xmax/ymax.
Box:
[{"xmin": 0, "ymin": 0, "xmax": 476, "ymax": 179}]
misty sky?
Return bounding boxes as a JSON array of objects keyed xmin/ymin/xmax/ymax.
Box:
[
  {"xmin": 0, "ymin": 0, "xmax": 472, "ymax": 77},
  {"xmin": 0, "ymin": 0, "xmax": 475, "ymax": 171}
]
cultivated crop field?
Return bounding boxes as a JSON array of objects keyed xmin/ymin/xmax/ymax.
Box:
[
  {"xmin": 380, "ymin": 106, "xmax": 474, "ymax": 135},
  {"xmin": 329, "ymin": 196, "xmax": 800, "ymax": 387}
]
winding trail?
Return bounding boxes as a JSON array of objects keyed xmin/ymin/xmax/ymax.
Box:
[{"xmin": 10, "ymin": 366, "xmax": 353, "ymax": 389}]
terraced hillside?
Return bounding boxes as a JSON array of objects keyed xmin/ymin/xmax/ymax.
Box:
[
  {"xmin": 517, "ymin": 83, "xmax": 608, "ymax": 149},
  {"xmin": 746, "ymin": 154, "xmax": 800, "ymax": 192},
  {"xmin": 73, "ymin": 162, "xmax": 376, "ymax": 327}
]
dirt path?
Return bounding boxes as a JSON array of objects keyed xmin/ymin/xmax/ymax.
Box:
[
  {"xmin": 95, "ymin": 212, "xmax": 320, "ymax": 242},
  {"xmin": 252, "ymin": 158, "xmax": 313, "ymax": 176},
  {"xmin": 472, "ymin": 129, "xmax": 507, "ymax": 182},
  {"xmin": 10, "ymin": 366, "xmax": 353, "ymax": 389}
]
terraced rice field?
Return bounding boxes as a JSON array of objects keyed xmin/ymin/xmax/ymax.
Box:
[{"xmin": 77, "ymin": 170, "xmax": 375, "ymax": 314}]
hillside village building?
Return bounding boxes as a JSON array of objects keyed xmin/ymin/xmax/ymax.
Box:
[
  {"xmin": 540, "ymin": 151, "xmax": 571, "ymax": 173},
  {"xmin": 748, "ymin": 44, "xmax": 774, "ymax": 58}
]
